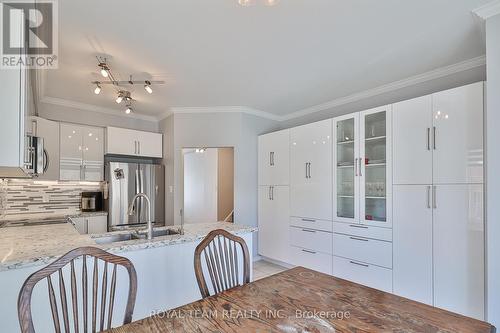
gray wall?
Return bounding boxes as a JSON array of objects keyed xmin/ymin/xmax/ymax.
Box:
[
  {"xmin": 159, "ymin": 112, "xmax": 279, "ymax": 256},
  {"xmin": 159, "ymin": 115, "xmax": 175, "ymax": 225},
  {"xmin": 38, "ymin": 102, "xmax": 159, "ymax": 132},
  {"xmin": 279, "ymin": 66, "xmax": 486, "ymax": 129},
  {"xmin": 486, "ymin": 13, "xmax": 500, "ymax": 328}
]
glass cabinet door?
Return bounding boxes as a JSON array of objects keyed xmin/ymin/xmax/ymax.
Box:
[
  {"xmin": 335, "ymin": 115, "xmax": 359, "ymax": 222},
  {"xmin": 360, "ymin": 109, "xmax": 391, "ymax": 227}
]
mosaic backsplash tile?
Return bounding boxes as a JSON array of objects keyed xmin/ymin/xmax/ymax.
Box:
[{"xmin": 0, "ymin": 179, "xmax": 103, "ymax": 221}]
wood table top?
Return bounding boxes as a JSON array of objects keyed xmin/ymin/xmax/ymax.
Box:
[{"xmin": 106, "ymin": 267, "xmax": 495, "ymax": 333}]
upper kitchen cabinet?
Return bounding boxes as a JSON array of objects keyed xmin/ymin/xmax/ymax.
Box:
[
  {"xmin": 432, "ymin": 82, "xmax": 484, "ymax": 184},
  {"xmin": 60, "ymin": 123, "xmax": 104, "ymax": 181},
  {"xmin": 258, "ymin": 129, "xmax": 290, "ymax": 186},
  {"xmin": 393, "ymin": 82, "xmax": 484, "ymax": 185},
  {"xmin": 28, "ymin": 117, "xmax": 60, "ymax": 180},
  {"xmin": 290, "ymin": 119, "xmax": 332, "ymax": 221},
  {"xmin": 392, "ymin": 95, "xmax": 433, "ymax": 185},
  {"xmin": 106, "ymin": 126, "xmax": 163, "ymax": 158}
]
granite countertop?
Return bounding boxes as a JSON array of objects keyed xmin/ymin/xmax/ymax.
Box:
[
  {"xmin": 0, "ymin": 222, "xmax": 257, "ymax": 272},
  {"xmin": 0, "ymin": 211, "xmax": 108, "ymax": 225}
]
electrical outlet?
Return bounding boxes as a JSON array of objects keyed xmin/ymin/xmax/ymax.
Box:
[{"xmin": 42, "ymin": 194, "xmax": 50, "ymax": 203}]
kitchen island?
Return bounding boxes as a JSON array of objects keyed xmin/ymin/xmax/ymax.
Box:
[{"xmin": 0, "ymin": 220, "xmax": 256, "ymax": 332}]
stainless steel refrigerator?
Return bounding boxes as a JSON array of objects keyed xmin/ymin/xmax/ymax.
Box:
[{"xmin": 106, "ymin": 162, "xmax": 165, "ymax": 228}]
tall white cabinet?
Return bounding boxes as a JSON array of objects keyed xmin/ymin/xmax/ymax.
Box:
[
  {"xmin": 258, "ymin": 130, "xmax": 290, "ymax": 263},
  {"xmin": 392, "ymin": 82, "xmax": 484, "ymax": 319}
]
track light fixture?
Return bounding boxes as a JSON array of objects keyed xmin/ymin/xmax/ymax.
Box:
[
  {"xmin": 116, "ymin": 93, "xmax": 123, "ymax": 104},
  {"xmin": 125, "ymin": 102, "xmax": 133, "ymax": 114},
  {"xmin": 98, "ymin": 61, "xmax": 109, "ymax": 78},
  {"xmin": 144, "ymin": 80, "xmax": 153, "ymax": 94},
  {"xmin": 94, "ymin": 82, "xmax": 101, "ymax": 95}
]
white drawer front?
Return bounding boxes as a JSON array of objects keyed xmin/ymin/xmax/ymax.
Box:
[
  {"xmin": 333, "ymin": 233, "xmax": 392, "ymax": 268},
  {"xmin": 333, "ymin": 222, "xmax": 392, "ymax": 241},
  {"xmin": 333, "ymin": 256, "xmax": 392, "ymax": 293},
  {"xmin": 289, "ymin": 246, "xmax": 333, "ymax": 275},
  {"xmin": 290, "ymin": 217, "xmax": 333, "ymax": 232},
  {"xmin": 290, "ymin": 227, "xmax": 332, "ymax": 254}
]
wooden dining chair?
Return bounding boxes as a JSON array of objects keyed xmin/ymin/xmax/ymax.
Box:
[
  {"xmin": 18, "ymin": 247, "xmax": 137, "ymax": 333},
  {"xmin": 194, "ymin": 229, "xmax": 250, "ymax": 298}
]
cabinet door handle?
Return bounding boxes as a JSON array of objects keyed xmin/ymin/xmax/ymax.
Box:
[
  {"xmin": 359, "ymin": 158, "xmax": 363, "ymax": 177},
  {"xmin": 355, "ymin": 158, "xmax": 359, "ymax": 176},
  {"xmin": 269, "ymin": 186, "xmax": 272, "ymax": 200},
  {"xmin": 349, "ymin": 236, "xmax": 369, "ymax": 242},
  {"xmin": 138, "ymin": 141, "xmax": 141, "ymax": 154},
  {"xmin": 305, "ymin": 163, "xmax": 308, "ymax": 179},
  {"xmin": 272, "ymin": 152, "xmax": 275, "ymax": 166},
  {"xmin": 269, "ymin": 152, "xmax": 272, "ymax": 166},
  {"xmin": 426, "ymin": 186, "xmax": 431, "ymax": 209},
  {"xmin": 426, "ymin": 128, "xmax": 431, "ymax": 151},
  {"xmin": 433, "ymin": 126, "xmax": 436, "ymax": 150},
  {"xmin": 85, "ymin": 219, "xmax": 88, "ymax": 234},
  {"xmin": 432, "ymin": 186, "xmax": 437, "ymax": 209},
  {"xmin": 134, "ymin": 141, "xmax": 137, "ymax": 154},
  {"xmin": 349, "ymin": 261, "xmax": 369, "ymax": 268},
  {"xmin": 301, "ymin": 229, "xmax": 316, "ymax": 233},
  {"xmin": 271, "ymin": 186, "xmax": 274, "ymax": 200},
  {"xmin": 302, "ymin": 218, "xmax": 316, "ymax": 222},
  {"xmin": 302, "ymin": 249, "xmax": 316, "ymax": 254},
  {"xmin": 308, "ymin": 163, "xmax": 312, "ymax": 178},
  {"xmin": 349, "ymin": 224, "xmax": 368, "ymax": 229}
]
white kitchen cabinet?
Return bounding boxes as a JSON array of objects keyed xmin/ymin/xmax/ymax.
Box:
[
  {"xmin": 433, "ymin": 184, "xmax": 484, "ymax": 320},
  {"xmin": 332, "ymin": 256, "xmax": 392, "ymax": 293},
  {"xmin": 393, "ymin": 185, "xmax": 433, "ymax": 305},
  {"xmin": 432, "ymin": 83, "xmax": 484, "ymax": 184},
  {"xmin": 333, "ymin": 106, "xmax": 392, "ymax": 228},
  {"xmin": 333, "ymin": 113, "xmax": 360, "ymax": 224},
  {"xmin": 393, "ymin": 82, "xmax": 483, "ymax": 185},
  {"xmin": 258, "ymin": 185, "xmax": 290, "ymax": 263},
  {"xmin": 60, "ymin": 123, "xmax": 104, "ymax": 181},
  {"xmin": 290, "ymin": 119, "xmax": 332, "ymax": 221},
  {"xmin": 71, "ymin": 215, "xmax": 108, "ymax": 234},
  {"xmin": 392, "ymin": 95, "xmax": 433, "ymax": 185},
  {"xmin": 258, "ymin": 130, "xmax": 290, "ymax": 186},
  {"xmin": 29, "ymin": 117, "xmax": 60, "ymax": 180},
  {"xmin": 106, "ymin": 127, "xmax": 163, "ymax": 158},
  {"xmin": 333, "ymin": 233, "xmax": 392, "ymax": 269},
  {"xmin": 289, "ymin": 245, "xmax": 332, "ymax": 275},
  {"xmin": 289, "ymin": 226, "xmax": 333, "ymax": 255}
]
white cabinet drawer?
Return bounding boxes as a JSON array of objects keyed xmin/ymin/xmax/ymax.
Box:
[
  {"xmin": 289, "ymin": 245, "xmax": 332, "ymax": 275},
  {"xmin": 333, "ymin": 222, "xmax": 392, "ymax": 241},
  {"xmin": 333, "ymin": 256, "xmax": 392, "ymax": 293},
  {"xmin": 290, "ymin": 226, "xmax": 332, "ymax": 254},
  {"xmin": 290, "ymin": 217, "xmax": 333, "ymax": 232},
  {"xmin": 333, "ymin": 233, "xmax": 392, "ymax": 268}
]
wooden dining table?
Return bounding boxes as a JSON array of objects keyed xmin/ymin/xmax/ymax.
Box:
[{"xmin": 106, "ymin": 267, "xmax": 495, "ymax": 333}]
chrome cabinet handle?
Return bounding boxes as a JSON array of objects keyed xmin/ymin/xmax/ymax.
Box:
[
  {"xmin": 302, "ymin": 218, "xmax": 316, "ymax": 222},
  {"xmin": 271, "ymin": 186, "xmax": 274, "ymax": 200},
  {"xmin": 359, "ymin": 158, "xmax": 363, "ymax": 177},
  {"xmin": 350, "ymin": 236, "xmax": 369, "ymax": 242},
  {"xmin": 349, "ymin": 261, "xmax": 369, "ymax": 268},
  {"xmin": 269, "ymin": 152, "xmax": 272, "ymax": 166},
  {"xmin": 426, "ymin": 186, "xmax": 431, "ymax": 209},
  {"xmin": 305, "ymin": 163, "xmax": 308, "ymax": 179},
  {"xmin": 301, "ymin": 229, "xmax": 316, "ymax": 233},
  {"xmin": 426, "ymin": 128, "xmax": 431, "ymax": 151},
  {"xmin": 433, "ymin": 126, "xmax": 436, "ymax": 150},
  {"xmin": 138, "ymin": 141, "xmax": 141, "ymax": 154},
  {"xmin": 134, "ymin": 141, "xmax": 137, "ymax": 154},
  {"xmin": 349, "ymin": 224, "xmax": 368, "ymax": 229},
  {"xmin": 302, "ymin": 249, "xmax": 316, "ymax": 254},
  {"xmin": 355, "ymin": 158, "xmax": 359, "ymax": 176},
  {"xmin": 432, "ymin": 186, "xmax": 437, "ymax": 209},
  {"xmin": 308, "ymin": 163, "xmax": 311, "ymax": 178},
  {"xmin": 269, "ymin": 186, "xmax": 272, "ymax": 200}
]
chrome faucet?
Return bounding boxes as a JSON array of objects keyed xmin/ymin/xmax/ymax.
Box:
[{"xmin": 127, "ymin": 193, "xmax": 153, "ymax": 240}]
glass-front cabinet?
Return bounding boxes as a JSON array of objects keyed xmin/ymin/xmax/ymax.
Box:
[{"xmin": 333, "ymin": 106, "xmax": 392, "ymax": 228}]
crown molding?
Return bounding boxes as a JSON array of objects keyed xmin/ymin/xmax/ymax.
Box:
[
  {"xmin": 167, "ymin": 106, "xmax": 283, "ymax": 121},
  {"xmin": 40, "ymin": 96, "xmax": 159, "ymax": 122},
  {"xmin": 280, "ymin": 55, "xmax": 486, "ymax": 121},
  {"xmin": 473, "ymin": 0, "xmax": 500, "ymax": 19}
]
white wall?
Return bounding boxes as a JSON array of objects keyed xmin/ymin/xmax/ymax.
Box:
[
  {"xmin": 38, "ymin": 102, "xmax": 159, "ymax": 132},
  {"xmin": 159, "ymin": 112, "xmax": 279, "ymax": 256},
  {"xmin": 486, "ymin": 12, "xmax": 500, "ymax": 328},
  {"xmin": 159, "ymin": 115, "xmax": 175, "ymax": 225},
  {"xmin": 183, "ymin": 148, "xmax": 218, "ymax": 223}
]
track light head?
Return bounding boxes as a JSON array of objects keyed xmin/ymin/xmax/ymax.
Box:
[
  {"xmin": 144, "ymin": 81, "xmax": 153, "ymax": 94},
  {"xmin": 125, "ymin": 106, "xmax": 132, "ymax": 114},
  {"xmin": 116, "ymin": 93, "xmax": 124, "ymax": 104},
  {"xmin": 98, "ymin": 62, "xmax": 109, "ymax": 78},
  {"xmin": 94, "ymin": 82, "xmax": 101, "ymax": 95}
]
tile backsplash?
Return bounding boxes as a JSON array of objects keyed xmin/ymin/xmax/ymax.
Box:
[{"xmin": 0, "ymin": 179, "xmax": 103, "ymax": 220}]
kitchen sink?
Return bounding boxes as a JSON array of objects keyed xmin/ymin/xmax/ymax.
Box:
[
  {"xmin": 93, "ymin": 233, "xmax": 138, "ymax": 244},
  {"xmin": 134, "ymin": 228, "xmax": 180, "ymax": 239},
  {"xmin": 93, "ymin": 229, "xmax": 180, "ymax": 244}
]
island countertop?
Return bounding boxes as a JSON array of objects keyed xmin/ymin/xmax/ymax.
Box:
[{"xmin": 0, "ymin": 222, "xmax": 257, "ymax": 272}]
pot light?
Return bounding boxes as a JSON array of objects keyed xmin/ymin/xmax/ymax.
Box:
[
  {"xmin": 264, "ymin": 0, "xmax": 278, "ymax": 5},
  {"xmin": 94, "ymin": 82, "xmax": 101, "ymax": 95},
  {"xmin": 144, "ymin": 81, "xmax": 153, "ymax": 94}
]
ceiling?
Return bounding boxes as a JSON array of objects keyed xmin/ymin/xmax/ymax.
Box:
[{"xmin": 43, "ymin": 0, "xmax": 489, "ymax": 120}]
